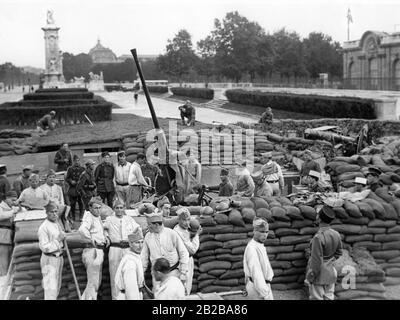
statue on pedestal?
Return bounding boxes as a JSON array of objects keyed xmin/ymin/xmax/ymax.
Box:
[{"xmin": 47, "ymin": 10, "xmax": 55, "ymax": 25}]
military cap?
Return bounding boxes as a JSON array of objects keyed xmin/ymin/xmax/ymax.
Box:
[
  {"xmin": 251, "ymin": 171, "xmax": 264, "ymax": 181},
  {"xmin": 253, "ymin": 217, "xmax": 269, "ymax": 231},
  {"xmin": 144, "ymin": 211, "xmax": 163, "ymax": 223},
  {"xmin": 45, "ymin": 201, "xmax": 59, "ymax": 212},
  {"xmin": 177, "ymin": 207, "xmax": 191, "ymax": 219},
  {"xmin": 319, "ymin": 205, "xmax": 335, "ymax": 222},
  {"xmin": 220, "ymin": 168, "xmax": 229, "ymax": 176},
  {"xmin": 128, "ymin": 228, "xmax": 143, "ymax": 242}
]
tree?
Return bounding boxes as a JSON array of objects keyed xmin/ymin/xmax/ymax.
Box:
[
  {"xmin": 303, "ymin": 32, "xmax": 342, "ymax": 78},
  {"xmin": 196, "ymin": 36, "xmax": 216, "ymax": 82},
  {"xmin": 157, "ymin": 29, "xmax": 198, "ymax": 82},
  {"xmin": 271, "ymin": 28, "xmax": 307, "ymax": 80},
  {"xmin": 209, "ymin": 11, "xmax": 266, "ymax": 82},
  {"xmin": 62, "ymin": 52, "xmax": 93, "ymax": 81}
]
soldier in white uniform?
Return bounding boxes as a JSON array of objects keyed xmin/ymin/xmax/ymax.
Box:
[
  {"xmin": 114, "ymin": 228, "xmax": 145, "ymax": 300},
  {"xmin": 104, "ymin": 200, "xmax": 140, "ymax": 300},
  {"xmin": 243, "ymin": 217, "xmax": 274, "ymax": 300}
]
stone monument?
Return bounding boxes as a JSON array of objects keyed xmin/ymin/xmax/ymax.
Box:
[
  {"xmin": 88, "ymin": 71, "xmax": 105, "ymax": 91},
  {"xmin": 42, "ymin": 10, "xmax": 65, "ymax": 88}
]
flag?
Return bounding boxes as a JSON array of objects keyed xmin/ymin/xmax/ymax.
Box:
[{"xmin": 347, "ymin": 8, "xmax": 353, "ymax": 23}]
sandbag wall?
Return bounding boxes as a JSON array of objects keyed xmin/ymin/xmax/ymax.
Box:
[
  {"xmin": 190, "ymin": 194, "xmax": 400, "ymax": 298},
  {"xmin": 0, "ymin": 130, "xmax": 38, "ymax": 157},
  {"xmin": 8, "ymin": 220, "xmax": 111, "ymax": 300}
]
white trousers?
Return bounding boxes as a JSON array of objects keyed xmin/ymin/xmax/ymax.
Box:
[
  {"xmin": 186, "ymin": 257, "xmax": 194, "ymax": 295},
  {"xmin": 108, "ymin": 246, "xmax": 129, "ymax": 300},
  {"xmin": 40, "ymin": 254, "xmax": 64, "ymax": 300},
  {"xmin": 268, "ymin": 182, "xmax": 281, "ymax": 196},
  {"xmin": 115, "ymin": 185, "xmax": 130, "ymax": 208},
  {"xmin": 245, "ymin": 280, "xmax": 274, "ymax": 300},
  {"xmin": 0, "ymin": 245, "xmax": 12, "ymax": 276},
  {"xmin": 309, "ymin": 283, "xmax": 335, "ymax": 300},
  {"xmin": 82, "ymin": 248, "xmax": 104, "ymax": 300}
]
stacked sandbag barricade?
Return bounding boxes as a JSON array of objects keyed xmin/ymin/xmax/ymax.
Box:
[{"xmin": 0, "ymin": 130, "xmax": 38, "ymax": 157}]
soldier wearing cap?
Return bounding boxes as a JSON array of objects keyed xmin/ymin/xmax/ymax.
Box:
[
  {"xmin": 251, "ymin": 171, "xmax": 273, "ymax": 197},
  {"xmin": 235, "ymin": 160, "xmax": 255, "ymax": 197},
  {"xmin": 141, "ymin": 211, "xmax": 189, "ymax": 293},
  {"xmin": 366, "ymin": 167, "xmax": 383, "ymax": 192},
  {"xmin": 104, "ymin": 200, "xmax": 141, "ymax": 300},
  {"xmin": 300, "ymin": 150, "xmax": 321, "ymax": 185},
  {"xmin": 0, "ymin": 190, "xmax": 19, "ymax": 275},
  {"xmin": 173, "ymin": 208, "xmax": 201, "ymax": 294},
  {"xmin": 78, "ymin": 197, "xmax": 110, "ymax": 300},
  {"xmin": 114, "ymin": 228, "xmax": 145, "ymax": 300},
  {"xmin": 13, "ymin": 164, "xmax": 33, "ymax": 197},
  {"xmin": 77, "ymin": 159, "xmax": 97, "ymax": 211},
  {"xmin": 37, "ymin": 110, "xmax": 56, "ymax": 133},
  {"xmin": 114, "ymin": 151, "xmax": 132, "ymax": 208},
  {"xmin": 65, "ymin": 154, "xmax": 85, "ymax": 221},
  {"xmin": 157, "ymin": 196, "xmax": 171, "ymax": 217},
  {"xmin": 15, "ymin": 174, "xmax": 50, "ymax": 210},
  {"xmin": 306, "ymin": 205, "xmax": 343, "ymax": 300},
  {"xmin": 0, "ymin": 164, "xmax": 11, "ymax": 202},
  {"xmin": 259, "ymin": 107, "xmax": 273, "ymax": 125},
  {"xmin": 127, "ymin": 153, "xmax": 150, "ymax": 206},
  {"xmin": 308, "ymin": 170, "xmax": 327, "ymax": 193},
  {"xmin": 261, "ymin": 152, "xmax": 284, "ymax": 196},
  {"xmin": 38, "ymin": 201, "xmax": 65, "ymax": 300},
  {"xmin": 54, "ymin": 143, "xmax": 72, "ymax": 172},
  {"xmin": 94, "ymin": 151, "xmax": 115, "ymax": 207},
  {"xmin": 243, "ymin": 217, "xmax": 274, "ymax": 300},
  {"xmin": 208, "ymin": 168, "xmax": 234, "ymax": 197}
]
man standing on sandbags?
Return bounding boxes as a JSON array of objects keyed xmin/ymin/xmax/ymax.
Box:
[
  {"xmin": 78, "ymin": 198, "xmax": 110, "ymax": 300},
  {"xmin": 0, "ymin": 191, "xmax": 19, "ymax": 276},
  {"xmin": 243, "ymin": 217, "xmax": 274, "ymax": 300},
  {"xmin": 305, "ymin": 205, "xmax": 343, "ymax": 300},
  {"xmin": 141, "ymin": 211, "xmax": 189, "ymax": 293},
  {"xmin": 235, "ymin": 160, "xmax": 255, "ymax": 197},
  {"xmin": 261, "ymin": 152, "xmax": 284, "ymax": 196},
  {"xmin": 94, "ymin": 152, "xmax": 116, "ymax": 208},
  {"xmin": 114, "ymin": 151, "xmax": 132, "ymax": 208},
  {"xmin": 38, "ymin": 201, "xmax": 65, "ymax": 300},
  {"xmin": 251, "ymin": 171, "xmax": 273, "ymax": 197},
  {"xmin": 104, "ymin": 200, "xmax": 141, "ymax": 300},
  {"xmin": 13, "ymin": 164, "xmax": 33, "ymax": 197},
  {"xmin": 114, "ymin": 228, "xmax": 145, "ymax": 300},
  {"xmin": 127, "ymin": 153, "xmax": 150, "ymax": 206},
  {"xmin": 173, "ymin": 208, "xmax": 201, "ymax": 295}
]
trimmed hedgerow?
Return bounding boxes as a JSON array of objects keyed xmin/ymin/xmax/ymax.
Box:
[
  {"xmin": 0, "ymin": 103, "xmax": 112, "ymax": 126},
  {"xmin": 170, "ymin": 87, "xmax": 214, "ymax": 100},
  {"xmin": 35, "ymin": 88, "xmax": 89, "ymax": 93},
  {"xmin": 148, "ymin": 85, "xmax": 169, "ymax": 93},
  {"xmin": 225, "ymin": 89, "xmax": 376, "ymax": 119},
  {"xmin": 1, "ymin": 99, "xmax": 101, "ymax": 108},
  {"xmin": 23, "ymin": 92, "xmax": 94, "ymax": 100}
]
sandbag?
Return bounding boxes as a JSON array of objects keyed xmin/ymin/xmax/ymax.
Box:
[
  {"xmin": 196, "ymin": 249, "xmax": 214, "ymax": 258},
  {"xmin": 374, "ymin": 234, "xmax": 400, "ymax": 242},
  {"xmin": 335, "ymin": 164, "xmax": 361, "ymax": 175},
  {"xmin": 216, "ymin": 254, "xmax": 242, "ymax": 262},
  {"xmin": 214, "ymin": 233, "xmax": 247, "ymax": 242},
  {"xmin": 291, "ymin": 219, "xmax": 315, "ymax": 229},
  {"xmin": 228, "ymin": 209, "xmax": 245, "ymax": 227},
  {"xmin": 381, "ymin": 202, "xmax": 398, "ymax": 220},
  {"xmin": 371, "ymin": 250, "xmax": 400, "ymax": 260},
  {"xmin": 355, "ymin": 201, "xmax": 375, "ymax": 219},
  {"xmin": 375, "ymin": 187, "xmax": 395, "ymax": 202},
  {"xmin": 214, "ymin": 213, "xmax": 229, "ymax": 225},
  {"xmin": 269, "ymin": 221, "xmax": 291, "ymax": 229},
  {"xmin": 283, "ymin": 206, "xmax": 303, "ymax": 220},
  {"xmin": 338, "ymin": 172, "xmax": 365, "ymax": 182},
  {"xmin": 223, "ymin": 239, "xmax": 249, "ymax": 249},
  {"xmin": 239, "ymin": 199, "xmax": 255, "ymax": 209},
  {"xmin": 199, "ymin": 256, "xmax": 217, "ymax": 264},
  {"xmin": 231, "ymin": 261, "xmax": 243, "ymax": 270},
  {"xmin": 202, "ymin": 225, "xmax": 234, "ymax": 234},
  {"xmin": 232, "ymin": 246, "xmax": 246, "ymax": 255},
  {"xmin": 280, "ymin": 235, "xmax": 312, "ymax": 245},
  {"xmin": 388, "ymin": 226, "xmax": 400, "ymax": 234},
  {"xmin": 265, "ymin": 245, "xmax": 294, "ymax": 254},
  {"xmin": 345, "ymin": 234, "xmax": 374, "ymax": 243},
  {"xmin": 199, "ymin": 235, "xmax": 215, "ymax": 242},
  {"xmin": 382, "ymin": 241, "xmax": 400, "ymax": 251},
  {"xmin": 199, "ymin": 240, "xmax": 223, "ymax": 251},
  {"xmin": 363, "ymin": 198, "xmax": 386, "ymax": 220},
  {"xmin": 199, "ymin": 216, "xmax": 217, "ymax": 227},
  {"xmin": 251, "ymin": 197, "xmax": 269, "ymax": 210},
  {"xmin": 271, "ymin": 207, "xmax": 290, "ymax": 222},
  {"xmin": 208, "ymin": 269, "xmax": 229, "ymax": 277},
  {"xmin": 353, "ymin": 241, "xmax": 382, "ymax": 251},
  {"xmin": 299, "ymin": 205, "xmax": 317, "ymax": 220},
  {"xmin": 200, "ymin": 206, "xmax": 214, "ymax": 216},
  {"xmin": 390, "ymin": 199, "xmax": 400, "ymax": 217},
  {"xmin": 343, "ymin": 200, "xmax": 363, "ymax": 218},
  {"xmin": 256, "ymin": 208, "xmax": 273, "ymax": 222},
  {"xmin": 276, "ymin": 252, "xmax": 305, "ymax": 260},
  {"xmin": 241, "ymin": 208, "xmax": 256, "ymax": 223},
  {"xmin": 333, "ymin": 206, "xmax": 349, "ymax": 220},
  {"xmin": 275, "ymin": 228, "xmax": 299, "ymax": 237},
  {"xmin": 341, "ymin": 217, "xmax": 369, "ymax": 225},
  {"xmin": 331, "ymin": 224, "xmax": 362, "ymax": 235},
  {"xmin": 299, "ymin": 227, "xmax": 319, "ymax": 235},
  {"xmin": 276, "ymin": 197, "xmax": 293, "ymax": 207},
  {"xmin": 214, "ymin": 248, "xmax": 231, "ymax": 255},
  {"xmin": 294, "ymin": 242, "xmax": 310, "ymax": 251}
]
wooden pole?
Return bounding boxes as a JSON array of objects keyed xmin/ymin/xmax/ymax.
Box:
[{"xmin": 63, "ymin": 238, "xmax": 82, "ymax": 300}]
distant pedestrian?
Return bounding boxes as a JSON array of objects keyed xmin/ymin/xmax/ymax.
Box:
[{"xmin": 37, "ymin": 110, "xmax": 57, "ymax": 133}]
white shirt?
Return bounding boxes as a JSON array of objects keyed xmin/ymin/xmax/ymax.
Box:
[
  {"xmin": 114, "ymin": 161, "xmax": 132, "ymax": 185},
  {"xmin": 79, "ymin": 211, "xmax": 106, "ymax": 245},
  {"xmin": 40, "ymin": 183, "xmax": 65, "ymax": 206},
  {"xmin": 128, "ymin": 162, "xmax": 148, "ymax": 186},
  {"xmin": 262, "ymin": 161, "xmax": 284, "ymax": 186},
  {"xmin": 114, "ymin": 251, "xmax": 144, "ymax": 300},
  {"xmin": 141, "ymin": 227, "xmax": 189, "ymax": 274},
  {"xmin": 17, "ymin": 187, "xmax": 49, "ymax": 209},
  {"xmin": 154, "ymin": 275, "xmax": 185, "ymax": 300},
  {"xmin": 243, "ymin": 239, "xmax": 274, "ymax": 299},
  {"xmin": 104, "ymin": 214, "xmax": 140, "ymax": 243},
  {"xmin": 38, "ymin": 219, "xmax": 64, "ymax": 254},
  {"xmin": 0, "ymin": 201, "xmax": 18, "ymax": 221},
  {"xmin": 173, "ymin": 225, "xmax": 199, "ymax": 256}
]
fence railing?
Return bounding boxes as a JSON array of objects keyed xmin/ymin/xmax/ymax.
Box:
[{"xmin": 342, "ymin": 77, "xmax": 400, "ymax": 91}]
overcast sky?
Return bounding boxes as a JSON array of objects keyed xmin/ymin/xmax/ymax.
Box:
[{"xmin": 1, "ymin": 0, "xmax": 399, "ymax": 68}]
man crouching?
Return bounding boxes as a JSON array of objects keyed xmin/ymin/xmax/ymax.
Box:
[{"xmin": 243, "ymin": 217, "xmax": 274, "ymax": 300}]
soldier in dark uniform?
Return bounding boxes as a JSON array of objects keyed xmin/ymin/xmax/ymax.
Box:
[
  {"xmin": 300, "ymin": 150, "xmax": 321, "ymax": 185},
  {"xmin": 0, "ymin": 164, "xmax": 11, "ymax": 202},
  {"xmin": 366, "ymin": 167, "xmax": 383, "ymax": 192},
  {"xmin": 259, "ymin": 107, "xmax": 273, "ymax": 124},
  {"xmin": 308, "ymin": 170, "xmax": 328, "ymax": 193},
  {"xmin": 178, "ymin": 100, "xmax": 196, "ymax": 126},
  {"xmin": 306, "ymin": 205, "xmax": 343, "ymax": 300},
  {"xmin": 77, "ymin": 159, "xmax": 97, "ymax": 211},
  {"xmin": 94, "ymin": 151, "xmax": 115, "ymax": 207},
  {"xmin": 54, "ymin": 143, "xmax": 73, "ymax": 172},
  {"xmin": 65, "ymin": 155, "xmax": 85, "ymax": 221},
  {"xmin": 208, "ymin": 168, "xmax": 234, "ymax": 197},
  {"xmin": 37, "ymin": 110, "xmax": 56, "ymax": 131},
  {"xmin": 13, "ymin": 165, "xmax": 33, "ymax": 197}
]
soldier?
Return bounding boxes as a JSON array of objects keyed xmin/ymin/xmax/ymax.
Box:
[
  {"xmin": 308, "ymin": 170, "xmax": 327, "ymax": 193},
  {"xmin": 37, "ymin": 110, "xmax": 56, "ymax": 133},
  {"xmin": 235, "ymin": 160, "xmax": 255, "ymax": 197},
  {"xmin": 178, "ymin": 100, "xmax": 196, "ymax": 126},
  {"xmin": 13, "ymin": 165, "xmax": 33, "ymax": 197},
  {"xmin": 94, "ymin": 151, "xmax": 115, "ymax": 207},
  {"xmin": 54, "ymin": 143, "xmax": 72, "ymax": 172},
  {"xmin": 251, "ymin": 171, "xmax": 273, "ymax": 197},
  {"xmin": 366, "ymin": 167, "xmax": 383, "ymax": 192},
  {"xmin": 300, "ymin": 150, "xmax": 321, "ymax": 185},
  {"xmin": 261, "ymin": 152, "xmax": 284, "ymax": 196},
  {"xmin": 208, "ymin": 168, "xmax": 234, "ymax": 197},
  {"xmin": 77, "ymin": 159, "xmax": 97, "ymax": 211},
  {"xmin": 259, "ymin": 107, "xmax": 273, "ymax": 125},
  {"xmin": 0, "ymin": 164, "xmax": 11, "ymax": 202},
  {"xmin": 306, "ymin": 205, "xmax": 343, "ymax": 300},
  {"xmin": 65, "ymin": 155, "xmax": 85, "ymax": 221}
]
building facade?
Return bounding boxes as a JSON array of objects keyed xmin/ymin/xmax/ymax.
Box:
[
  {"xmin": 88, "ymin": 39, "xmax": 118, "ymax": 64},
  {"xmin": 343, "ymin": 30, "xmax": 400, "ymax": 91}
]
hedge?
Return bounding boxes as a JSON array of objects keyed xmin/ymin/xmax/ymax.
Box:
[
  {"xmin": 0, "ymin": 99, "xmax": 101, "ymax": 108},
  {"xmin": 225, "ymin": 89, "xmax": 376, "ymax": 119},
  {"xmin": 23, "ymin": 92, "xmax": 94, "ymax": 100},
  {"xmin": 0, "ymin": 103, "xmax": 112, "ymax": 126},
  {"xmin": 171, "ymin": 87, "xmax": 214, "ymax": 100},
  {"xmin": 35, "ymin": 88, "xmax": 88, "ymax": 93},
  {"xmin": 148, "ymin": 85, "xmax": 169, "ymax": 93}
]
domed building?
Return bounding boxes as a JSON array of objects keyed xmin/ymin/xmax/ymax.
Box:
[{"xmin": 88, "ymin": 39, "xmax": 118, "ymax": 63}]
